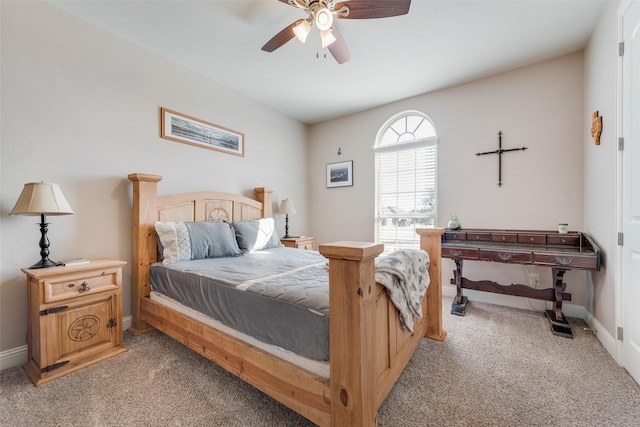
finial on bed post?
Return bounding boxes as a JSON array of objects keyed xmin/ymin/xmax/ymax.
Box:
[
  {"xmin": 254, "ymin": 187, "xmax": 274, "ymax": 218},
  {"xmin": 128, "ymin": 173, "xmax": 162, "ymax": 335}
]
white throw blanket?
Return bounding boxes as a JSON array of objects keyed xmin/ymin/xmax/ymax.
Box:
[{"xmin": 375, "ymin": 249, "xmax": 430, "ymax": 332}]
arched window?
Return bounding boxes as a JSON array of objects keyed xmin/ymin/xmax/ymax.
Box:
[{"xmin": 374, "ymin": 111, "xmax": 438, "ymax": 253}]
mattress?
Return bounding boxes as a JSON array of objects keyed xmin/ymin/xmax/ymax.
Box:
[
  {"xmin": 150, "ymin": 291, "xmax": 330, "ymax": 378},
  {"xmin": 149, "ymin": 247, "xmax": 330, "ymax": 361}
]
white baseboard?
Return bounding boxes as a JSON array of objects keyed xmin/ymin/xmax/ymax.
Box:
[
  {"xmin": 0, "ymin": 345, "xmax": 28, "ymax": 372},
  {"xmin": 0, "ymin": 315, "xmax": 133, "ymax": 371},
  {"xmin": 585, "ymin": 313, "xmax": 619, "ymax": 363}
]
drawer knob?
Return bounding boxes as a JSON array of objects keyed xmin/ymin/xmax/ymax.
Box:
[{"xmin": 79, "ymin": 282, "xmax": 91, "ymax": 293}]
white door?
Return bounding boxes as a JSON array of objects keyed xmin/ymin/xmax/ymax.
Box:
[{"xmin": 622, "ymin": 0, "xmax": 640, "ymax": 385}]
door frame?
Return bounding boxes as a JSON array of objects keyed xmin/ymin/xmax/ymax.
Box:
[
  {"xmin": 615, "ymin": 0, "xmax": 627, "ymax": 366},
  {"xmin": 617, "ymin": 0, "xmax": 636, "ymax": 372}
]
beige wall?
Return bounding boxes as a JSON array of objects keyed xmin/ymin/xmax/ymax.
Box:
[
  {"xmin": 0, "ymin": 0, "xmax": 623, "ymax": 364},
  {"xmin": 0, "ymin": 2, "xmax": 309, "ymax": 354},
  {"xmin": 308, "ymin": 52, "xmax": 590, "ymax": 312}
]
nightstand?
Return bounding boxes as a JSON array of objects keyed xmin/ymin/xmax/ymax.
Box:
[
  {"xmin": 280, "ymin": 236, "xmax": 315, "ymax": 250},
  {"xmin": 22, "ymin": 259, "xmax": 127, "ymax": 386}
]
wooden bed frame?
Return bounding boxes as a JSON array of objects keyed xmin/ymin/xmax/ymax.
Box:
[{"xmin": 128, "ymin": 173, "xmax": 445, "ymax": 426}]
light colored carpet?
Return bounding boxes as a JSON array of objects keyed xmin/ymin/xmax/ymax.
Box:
[{"xmin": 2, "ymin": 299, "xmax": 639, "ymax": 426}]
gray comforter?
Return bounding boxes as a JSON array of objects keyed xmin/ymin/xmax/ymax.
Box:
[
  {"xmin": 150, "ymin": 247, "xmax": 330, "ymax": 360},
  {"xmin": 150, "ymin": 246, "xmax": 431, "ymax": 361}
]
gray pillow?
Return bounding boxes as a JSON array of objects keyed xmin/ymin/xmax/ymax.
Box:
[
  {"xmin": 155, "ymin": 221, "xmax": 241, "ymax": 264},
  {"xmin": 231, "ymin": 218, "xmax": 282, "ymax": 252}
]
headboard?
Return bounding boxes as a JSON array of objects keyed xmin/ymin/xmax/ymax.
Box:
[{"xmin": 127, "ymin": 173, "xmax": 273, "ymax": 334}]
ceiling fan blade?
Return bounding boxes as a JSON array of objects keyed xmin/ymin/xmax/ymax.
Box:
[
  {"xmin": 277, "ymin": 0, "xmax": 305, "ymax": 8},
  {"xmin": 328, "ymin": 25, "xmax": 350, "ymax": 64},
  {"xmin": 334, "ymin": 0, "xmax": 411, "ymax": 19},
  {"xmin": 261, "ymin": 19, "xmax": 304, "ymax": 52}
]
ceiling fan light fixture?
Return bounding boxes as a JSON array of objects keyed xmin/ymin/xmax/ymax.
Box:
[
  {"xmin": 315, "ymin": 7, "xmax": 333, "ymax": 31},
  {"xmin": 320, "ymin": 29, "xmax": 336, "ymax": 48},
  {"xmin": 293, "ymin": 19, "xmax": 311, "ymax": 43}
]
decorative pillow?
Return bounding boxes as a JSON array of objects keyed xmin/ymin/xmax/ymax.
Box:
[
  {"xmin": 155, "ymin": 221, "xmax": 241, "ymax": 265},
  {"xmin": 231, "ymin": 218, "xmax": 282, "ymax": 252}
]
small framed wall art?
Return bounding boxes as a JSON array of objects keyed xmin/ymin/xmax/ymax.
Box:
[
  {"xmin": 326, "ymin": 160, "xmax": 353, "ymax": 188},
  {"xmin": 160, "ymin": 108, "xmax": 245, "ymax": 157}
]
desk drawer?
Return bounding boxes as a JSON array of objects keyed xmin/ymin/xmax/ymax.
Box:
[
  {"xmin": 518, "ymin": 234, "xmax": 546, "ymax": 245},
  {"xmin": 480, "ymin": 249, "xmax": 532, "ymax": 264},
  {"xmin": 491, "ymin": 233, "xmax": 518, "ymax": 244},
  {"xmin": 442, "ymin": 246, "xmax": 479, "ymax": 259},
  {"xmin": 547, "ymin": 235, "xmax": 580, "ymax": 247},
  {"xmin": 534, "ymin": 253, "xmax": 598, "ymax": 269},
  {"xmin": 466, "ymin": 232, "xmax": 491, "ymax": 242},
  {"xmin": 444, "ymin": 231, "xmax": 466, "ymax": 241}
]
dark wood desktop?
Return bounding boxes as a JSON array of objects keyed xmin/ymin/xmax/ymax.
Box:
[{"xmin": 441, "ymin": 228, "xmax": 601, "ymax": 338}]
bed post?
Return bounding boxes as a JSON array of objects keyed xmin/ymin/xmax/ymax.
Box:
[
  {"xmin": 319, "ymin": 241, "xmax": 384, "ymax": 427},
  {"xmin": 417, "ymin": 228, "xmax": 446, "ymax": 341},
  {"xmin": 254, "ymin": 187, "xmax": 273, "ymax": 218},
  {"xmin": 127, "ymin": 173, "xmax": 162, "ymax": 335}
]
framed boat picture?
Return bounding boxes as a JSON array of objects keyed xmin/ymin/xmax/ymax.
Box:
[{"xmin": 326, "ymin": 160, "xmax": 353, "ymax": 188}]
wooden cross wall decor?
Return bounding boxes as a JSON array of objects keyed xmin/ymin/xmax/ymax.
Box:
[{"xmin": 476, "ymin": 131, "xmax": 527, "ymax": 187}]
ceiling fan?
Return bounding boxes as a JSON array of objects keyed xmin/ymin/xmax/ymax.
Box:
[{"xmin": 261, "ymin": 0, "xmax": 411, "ymax": 64}]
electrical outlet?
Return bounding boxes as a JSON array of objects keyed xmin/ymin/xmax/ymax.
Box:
[{"xmin": 530, "ymin": 273, "xmax": 540, "ymax": 288}]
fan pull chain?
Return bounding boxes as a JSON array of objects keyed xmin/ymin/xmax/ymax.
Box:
[{"xmin": 316, "ymin": 49, "xmax": 327, "ymax": 59}]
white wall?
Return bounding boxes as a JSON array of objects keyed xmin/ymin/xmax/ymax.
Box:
[
  {"xmin": 583, "ymin": 0, "xmax": 621, "ymax": 338},
  {"xmin": 0, "ymin": 2, "xmax": 308, "ymax": 353},
  {"xmin": 309, "ymin": 52, "xmax": 590, "ymax": 311}
]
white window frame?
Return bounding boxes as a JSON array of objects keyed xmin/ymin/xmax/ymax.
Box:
[{"xmin": 374, "ymin": 111, "xmax": 438, "ymax": 254}]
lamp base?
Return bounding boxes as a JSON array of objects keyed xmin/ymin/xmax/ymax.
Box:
[
  {"xmin": 29, "ymin": 258, "xmax": 59, "ymax": 269},
  {"xmin": 29, "ymin": 213, "xmax": 59, "ymax": 269}
]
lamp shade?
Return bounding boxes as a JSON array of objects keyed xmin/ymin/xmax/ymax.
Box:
[
  {"xmin": 320, "ymin": 29, "xmax": 336, "ymax": 48},
  {"xmin": 278, "ymin": 199, "xmax": 297, "ymax": 215},
  {"xmin": 293, "ymin": 19, "xmax": 311, "ymax": 43},
  {"xmin": 10, "ymin": 182, "xmax": 74, "ymax": 216}
]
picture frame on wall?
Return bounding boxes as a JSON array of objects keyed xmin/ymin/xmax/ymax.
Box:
[
  {"xmin": 160, "ymin": 107, "xmax": 245, "ymax": 157},
  {"xmin": 326, "ymin": 160, "xmax": 353, "ymax": 188}
]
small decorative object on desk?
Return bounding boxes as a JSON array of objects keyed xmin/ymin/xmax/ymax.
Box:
[
  {"xmin": 447, "ymin": 214, "xmax": 461, "ymax": 230},
  {"xmin": 59, "ymin": 258, "xmax": 90, "ymax": 266},
  {"xmin": 558, "ymin": 223, "xmax": 568, "ymax": 234}
]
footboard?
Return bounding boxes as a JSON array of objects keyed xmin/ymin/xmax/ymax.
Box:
[{"xmin": 320, "ymin": 231, "xmax": 444, "ymax": 425}]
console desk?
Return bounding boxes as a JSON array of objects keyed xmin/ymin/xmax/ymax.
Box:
[{"xmin": 441, "ymin": 229, "xmax": 601, "ymax": 338}]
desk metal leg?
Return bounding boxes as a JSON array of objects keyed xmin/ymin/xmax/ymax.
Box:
[
  {"xmin": 451, "ymin": 259, "xmax": 469, "ymax": 316},
  {"xmin": 544, "ymin": 268, "xmax": 573, "ymax": 338}
]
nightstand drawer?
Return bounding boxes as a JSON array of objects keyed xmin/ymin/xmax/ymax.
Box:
[
  {"xmin": 281, "ymin": 237, "xmax": 315, "ymax": 250},
  {"xmin": 298, "ymin": 241, "xmax": 314, "ymax": 250},
  {"xmin": 44, "ymin": 269, "xmax": 119, "ymax": 304}
]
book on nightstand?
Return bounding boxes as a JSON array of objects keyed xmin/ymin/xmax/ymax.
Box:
[{"xmin": 59, "ymin": 258, "xmax": 90, "ymax": 266}]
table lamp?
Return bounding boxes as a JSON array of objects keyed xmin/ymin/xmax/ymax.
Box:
[
  {"xmin": 10, "ymin": 182, "xmax": 74, "ymax": 268},
  {"xmin": 278, "ymin": 199, "xmax": 297, "ymax": 238}
]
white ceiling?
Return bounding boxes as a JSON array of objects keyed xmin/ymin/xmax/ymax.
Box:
[{"xmin": 49, "ymin": 0, "xmax": 608, "ymax": 124}]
